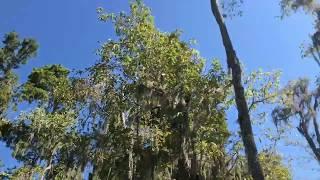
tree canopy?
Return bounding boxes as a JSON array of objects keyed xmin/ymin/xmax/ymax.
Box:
[{"xmin": 5, "ymin": 0, "xmax": 320, "ymax": 179}]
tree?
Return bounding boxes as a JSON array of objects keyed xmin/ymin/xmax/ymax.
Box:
[
  {"xmin": 0, "ymin": 32, "xmax": 38, "ymax": 116},
  {"xmin": 209, "ymin": 1, "xmax": 265, "ymax": 179},
  {"xmin": 272, "ymin": 0, "xmax": 320, "ymax": 165},
  {"xmin": 280, "ymin": 0, "xmax": 320, "ymax": 66},
  {"xmin": 91, "ymin": 3, "xmax": 231, "ymax": 179},
  {"xmin": 0, "ymin": 64, "xmax": 90, "ymax": 179},
  {"xmin": 272, "ymin": 79, "xmax": 320, "ymax": 163}
]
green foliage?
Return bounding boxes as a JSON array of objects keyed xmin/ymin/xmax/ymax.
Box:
[
  {"xmin": 93, "ymin": 2, "xmax": 231, "ymax": 179},
  {"xmin": 0, "ymin": 32, "xmax": 38, "ymax": 73},
  {"xmin": 20, "ymin": 65, "xmax": 74, "ymax": 112},
  {"xmin": 0, "ymin": 32, "xmax": 38, "ymax": 116},
  {"xmin": 259, "ymin": 153, "xmax": 291, "ymax": 180},
  {"xmin": 0, "ymin": 72, "xmax": 17, "ymax": 116},
  {"xmin": 243, "ymin": 69, "xmax": 281, "ymax": 111},
  {"xmin": 0, "ymin": 1, "xmax": 291, "ymax": 180},
  {"xmin": 227, "ymin": 152, "xmax": 291, "ymax": 180}
]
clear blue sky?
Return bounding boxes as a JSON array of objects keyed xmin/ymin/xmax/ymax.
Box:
[{"xmin": 0, "ymin": 0, "xmax": 319, "ymax": 179}]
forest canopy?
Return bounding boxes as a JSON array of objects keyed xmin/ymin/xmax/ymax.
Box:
[{"xmin": 1, "ymin": 0, "xmax": 320, "ymax": 179}]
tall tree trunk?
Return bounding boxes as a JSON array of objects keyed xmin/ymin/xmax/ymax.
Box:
[
  {"xmin": 209, "ymin": 1, "xmax": 264, "ymax": 179},
  {"xmin": 128, "ymin": 127, "xmax": 134, "ymax": 180}
]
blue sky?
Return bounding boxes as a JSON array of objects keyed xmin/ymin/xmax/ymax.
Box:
[{"xmin": 0, "ymin": 0, "xmax": 319, "ymax": 179}]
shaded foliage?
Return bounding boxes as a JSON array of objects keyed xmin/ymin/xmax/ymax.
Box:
[{"xmin": 0, "ymin": 32, "xmax": 38, "ymax": 116}]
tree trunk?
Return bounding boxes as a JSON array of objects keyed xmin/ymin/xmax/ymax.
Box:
[
  {"xmin": 176, "ymin": 108, "xmax": 191, "ymax": 179},
  {"xmin": 297, "ymin": 119, "xmax": 320, "ymax": 162},
  {"xmin": 128, "ymin": 130, "xmax": 134, "ymax": 180},
  {"xmin": 209, "ymin": 1, "xmax": 264, "ymax": 179}
]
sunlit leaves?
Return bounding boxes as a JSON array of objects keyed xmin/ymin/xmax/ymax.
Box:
[
  {"xmin": 244, "ymin": 69, "xmax": 281, "ymax": 111},
  {"xmin": 90, "ymin": 1, "xmax": 231, "ymax": 178}
]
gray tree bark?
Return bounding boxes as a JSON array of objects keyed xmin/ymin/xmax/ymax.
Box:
[{"xmin": 209, "ymin": 1, "xmax": 264, "ymax": 179}]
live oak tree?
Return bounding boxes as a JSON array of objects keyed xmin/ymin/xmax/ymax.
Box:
[
  {"xmin": 91, "ymin": 3, "xmax": 231, "ymax": 179},
  {"xmin": 272, "ymin": 79, "xmax": 320, "ymax": 163}
]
